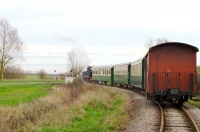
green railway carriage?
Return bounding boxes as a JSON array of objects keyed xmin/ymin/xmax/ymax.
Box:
[
  {"xmin": 113, "ymin": 63, "xmax": 131, "ymax": 86},
  {"xmin": 130, "ymin": 58, "xmax": 144, "ymax": 89},
  {"xmin": 92, "ymin": 65, "xmax": 113, "ymax": 83}
]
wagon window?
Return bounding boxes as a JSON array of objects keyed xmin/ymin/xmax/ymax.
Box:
[
  {"xmin": 93, "ymin": 69, "xmax": 95, "ymax": 74},
  {"xmin": 124, "ymin": 66, "xmax": 126, "ymax": 74},
  {"xmin": 117, "ymin": 67, "xmax": 119, "ymax": 74},
  {"xmin": 136, "ymin": 64, "xmax": 138, "ymax": 74}
]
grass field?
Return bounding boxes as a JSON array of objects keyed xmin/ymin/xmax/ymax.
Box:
[
  {"xmin": 0, "ymin": 83, "xmax": 52, "ymax": 106},
  {"xmin": 187, "ymin": 96, "xmax": 200, "ymax": 109},
  {"xmin": 0, "ymin": 75, "xmax": 65, "ymax": 83},
  {"xmin": 0, "ymin": 78, "xmax": 132, "ymax": 131}
]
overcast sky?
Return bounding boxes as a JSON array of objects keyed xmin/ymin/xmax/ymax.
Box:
[{"xmin": 1, "ymin": 0, "xmax": 200, "ymax": 74}]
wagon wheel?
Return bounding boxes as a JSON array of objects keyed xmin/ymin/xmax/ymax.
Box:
[
  {"xmin": 178, "ymin": 101, "xmax": 183, "ymax": 106},
  {"xmin": 146, "ymin": 91, "xmax": 149, "ymax": 99},
  {"xmin": 158, "ymin": 98, "xmax": 163, "ymax": 106}
]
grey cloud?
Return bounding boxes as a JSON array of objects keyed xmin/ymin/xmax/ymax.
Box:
[{"xmin": 53, "ymin": 34, "xmax": 77, "ymax": 44}]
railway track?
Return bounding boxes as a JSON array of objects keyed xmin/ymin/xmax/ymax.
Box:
[
  {"xmin": 159, "ymin": 101, "xmax": 200, "ymax": 132},
  {"xmin": 87, "ymin": 82, "xmax": 200, "ymax": 132}
]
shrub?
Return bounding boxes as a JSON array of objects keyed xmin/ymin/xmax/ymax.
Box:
[
  {"xmin": 37, "ymin": 69, "xmax": 46, "ymax": 80},
  {"xmin": 2, "ymin": 65, "xmax": 25, "ymax": 79}
]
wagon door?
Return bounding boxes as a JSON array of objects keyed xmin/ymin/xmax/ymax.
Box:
[
  {"xmin": 153, "ymin": 52, "xmax": 179, "ymax": 92},
  {"xmin": 166, "ymin": 52, "xmax": 178, "ymax": 89}
]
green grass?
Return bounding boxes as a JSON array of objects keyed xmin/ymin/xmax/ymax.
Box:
[
  {"xmin": 42, "ymin": 90, "xmax": 129, "ymax": 132},
  {"xmin": 0, "ymin": 75, "xmax": 64, "ymax": 83},
  {"xmin": 187, "ymin": 99, "xmax": 200, "ymax": 109},
  {"xmin": 0, "ymin": 83, "xmax": 52, "ymax": 106},
  {"xmin": 42, "ymin": 102, "xmax": 123, "ymax": 132}
]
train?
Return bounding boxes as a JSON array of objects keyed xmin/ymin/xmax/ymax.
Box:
[{"xmin": 82, "ymin": 42, "xmax": 199, "ymax": 105}]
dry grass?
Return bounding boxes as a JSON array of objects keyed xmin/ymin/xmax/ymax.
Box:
[{"xmin": 0, "ymin": 78, "xmax": 132, "ymax": 132}]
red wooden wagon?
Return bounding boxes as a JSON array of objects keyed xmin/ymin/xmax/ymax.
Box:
[{"xmin": 144, "ymin": 42, "xmax": 199, "ymax": 105}]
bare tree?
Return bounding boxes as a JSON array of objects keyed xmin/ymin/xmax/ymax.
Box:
[
  {"xmin": 67, "ymin": 51, "xmax": 86, "ymax": 77},
  {"xmin": 145, "ymin": 37, "xmax": 170, "ymax": 49},
  {"xmin": 0, "ymin": 18, "xmax": 25, "ymax": 80}
]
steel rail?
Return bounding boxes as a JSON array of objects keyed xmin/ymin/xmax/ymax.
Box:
[
  {"xmin": 181, "ymin": 106, "xmax": 200, "ymax": 132},
  {"xmin": 157, "ymin": 102, "xmax": 164, "ymax": 132}
]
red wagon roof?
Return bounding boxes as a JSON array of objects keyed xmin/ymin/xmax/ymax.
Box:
[{"xmin": 149, "ymin": 42, "xmax": 199, "ymax": 52}]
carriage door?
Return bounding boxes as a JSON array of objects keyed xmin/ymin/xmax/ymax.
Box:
[{"xmin": 166, "ymin": 52, "xmax": 178, "ymax": 89}]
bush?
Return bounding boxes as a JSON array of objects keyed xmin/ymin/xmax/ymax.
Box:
[
  {"xmin": 2, "ymin": 65, "xmax": 25, "ymax": 79},
  {"xmin": 37, "ymin": 69, "xmax": 46, "ymax": 80}
]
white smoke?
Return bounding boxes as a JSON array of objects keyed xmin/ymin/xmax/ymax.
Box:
[
  {"xmin": 52, "ymin": 34, "xmax": 91, "ymax": 70},
  {"xmin": 70, "ymin": 45, "xmax": 91, "ymax": 68}
]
